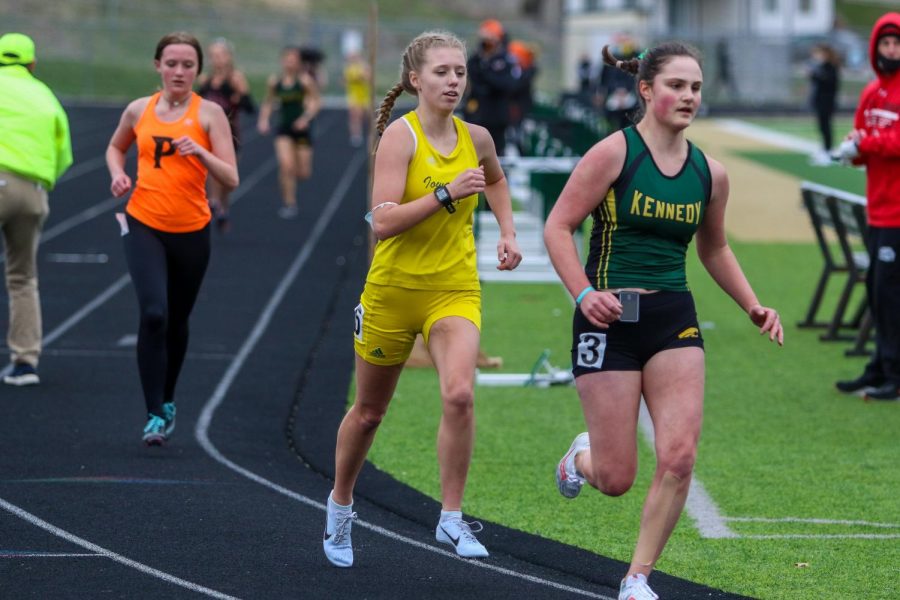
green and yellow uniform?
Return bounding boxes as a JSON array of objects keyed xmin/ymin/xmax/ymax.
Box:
[{"xmin": 585, "ymin": 126, "xmax": 711, "ymax": 291}]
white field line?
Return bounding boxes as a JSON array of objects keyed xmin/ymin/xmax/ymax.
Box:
[
  {"xmin": 0, "ymin": 498, "xmax": 239, "ymax": 599},
  {"xmin": 742, "ymin": 533, "xmax": 900, "ymax": 540},
  {"xmin": 194, "ymin": 151, "xmax": 614, "ymax": 600},
  {"xmin": 714, "ymin": 119, "xmax": 821, "ymax": 154},
  {"xmin": 726, "ymin": 516, "xmax": 900, "ymax": 528}
]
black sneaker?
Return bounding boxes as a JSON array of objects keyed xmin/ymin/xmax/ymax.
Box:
[
  {"xmin": 3, "ymin": 362, "xmax": 39, "ymax": 386},
  {"xmin": 835, "ymin": 374, "xmax": 883, "ymax": 394},
  {"xmin": 864, "ymin": 382, "xmax": 900, "ymax": 401}
]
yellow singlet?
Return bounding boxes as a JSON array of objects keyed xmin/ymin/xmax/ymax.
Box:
[{"xmin": 366, "ymin": 111, "xmax": 480, "ymax": 291}]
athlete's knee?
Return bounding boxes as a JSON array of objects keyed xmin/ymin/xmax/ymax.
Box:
[
  {"xmin": 353, "ymin": 404, "xmax": 386, "ymax": 433},
  {"xmin": 140, "ymin": 305, "xmax": 167, "ymax": 333},
  {"xmin": 441, "ymin": 383, "xmax": 474, "ymax": 417},
  {"xmin": 591, "ymin": 467, "xmax": 636, "ymax": 497},
  {"xmin": 656, "ymin": 443, "xmax": 697, "ymax": 481}
]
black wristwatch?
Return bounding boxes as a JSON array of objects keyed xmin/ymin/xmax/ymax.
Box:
[{"xmin": 434, "ymin": 185, "xmax": 456, "ymax": 213}]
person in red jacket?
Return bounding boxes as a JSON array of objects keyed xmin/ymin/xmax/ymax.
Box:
[{"xmin": 833, "ymin": 13, "xmax": 900, "ymax": 401}]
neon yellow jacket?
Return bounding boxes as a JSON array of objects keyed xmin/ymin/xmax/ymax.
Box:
[{"xmin": 0, "ymin": 65, "xmax": 72, "ymax": 189}]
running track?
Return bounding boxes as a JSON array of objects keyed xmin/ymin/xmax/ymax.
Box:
[{"xmin": 0, "ymin": 106, "xmax": 751, "ymax": 599}]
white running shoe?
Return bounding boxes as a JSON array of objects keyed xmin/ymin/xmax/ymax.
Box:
[
  {"xmin": 435, "ymin": 514, "xmax": 489, "ymax": 558},
  {"xmin": 556, "ymin": 432, "xmax": 589, "ymax": 498},
  {"xmin": 619, "ymin": 573, "xmax": 658, "ymax": 600},
  {"xmin": 323, "ymin": 493, "xmax": 357, "ymax": 567}
]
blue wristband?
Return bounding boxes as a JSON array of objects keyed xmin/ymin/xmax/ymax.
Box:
[{"xmin": 575, "ymin": 286, "xmax": 594, "ymax": 305}]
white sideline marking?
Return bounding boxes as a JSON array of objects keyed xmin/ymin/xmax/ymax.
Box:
[
  {"xmin": 726, "ymin": 516, "xmax": 900, "ymax": 528},
  {"xmin": 637, "ymin": 402, "xmax": 739, "ymax": 539},
  {"xmin": 714, "ymin": 119, "xmax": 821, "ymax": 154},
  {"xmin": 194, "ymin": 152, "xmax": 613, "ymax": 600},
  {"xmin": 0, "ymin": 498, "xmax": 239, "ymax": 599},
  {"xmin": 743, "ymin": 533, "xmax": 900, "ymax": 540}
]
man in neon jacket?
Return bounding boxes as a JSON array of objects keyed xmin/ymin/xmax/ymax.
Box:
[{"xmin": 0, "ymin": 33, "xmax": 73, "ymax": 385}]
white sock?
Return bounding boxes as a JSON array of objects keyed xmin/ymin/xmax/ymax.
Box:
[
  {"xmin": 440, "ymin": 509, "xmax": 462, "ymax": 522},
  {"xmin": 329, "ymin": 491, "xmax": 352, "ymax": 511}
]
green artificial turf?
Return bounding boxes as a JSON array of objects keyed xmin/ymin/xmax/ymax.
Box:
[{"xmin": 363, "ymin": 241, "xmax": 899, "ymax": 600}]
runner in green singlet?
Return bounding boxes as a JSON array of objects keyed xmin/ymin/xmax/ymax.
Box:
[{"xmin": 544, "ymin": 41, "xmax": 784, "ymax": 600}]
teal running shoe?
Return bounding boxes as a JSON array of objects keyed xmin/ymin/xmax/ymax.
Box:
[
  {"xmin": 142, "ymin": 414, "xmax": 167, "ymax": 446},
  {"xmin": 162, "ymin": 402, "xmax": 176, "ymax": 436}
]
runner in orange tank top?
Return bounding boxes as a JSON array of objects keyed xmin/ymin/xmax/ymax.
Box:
[{"xmin": 105, "ymin": 31, "xmax": 239, "ymax": 446}]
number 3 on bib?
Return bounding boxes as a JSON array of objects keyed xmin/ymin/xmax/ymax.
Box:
[
  {"xmin": 577, "ymin": 332, "xmax": 607, "ymax": 369},
  {"xmin": 354, "ymin": 303, "xmax": 364, "ymax": 341}
]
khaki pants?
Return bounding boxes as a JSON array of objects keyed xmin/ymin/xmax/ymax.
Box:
[{"xmin": 0, "ymin": 171, "xmax": 49, "ymax": 367}]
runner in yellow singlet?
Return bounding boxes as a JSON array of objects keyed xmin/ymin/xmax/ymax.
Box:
[{"xmin": 322, "ymin": 30, "xmax": 522, "ymax": 567}]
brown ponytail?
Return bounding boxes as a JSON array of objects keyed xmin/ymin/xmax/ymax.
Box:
[
  {"xmin": 602, "ymin": 45, "xmax": 640, "ymax": 75},
  {"xmin": 601, "ymin": 41, "xmax": 702, "ymax": 122}
]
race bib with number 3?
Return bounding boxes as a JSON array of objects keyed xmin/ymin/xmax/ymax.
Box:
[{"xmin": 576, "ymin": 332, "xmax": 607, "ymax": 369}]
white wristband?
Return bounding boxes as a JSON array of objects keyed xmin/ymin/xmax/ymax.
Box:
[{"xmin": 364, "ymin": 201, "xmax": 399, "ymax": 226}]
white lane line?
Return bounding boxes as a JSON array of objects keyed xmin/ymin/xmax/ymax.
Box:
[
  {"xmin": 0, "ymin": 148, "xmax": 280, "ymax": 597},
  {"xmin": 194, "ymin": 152, "xmax": 613, "ymax": 600},
  {"xmin": 637, "ymin": 401, "xmax": 739, "ymax": 539},
  {"xmin": 0, "ymin": 274, "xmax": 131, "ymax": 379},
  {"xmin": 0, "ymin": 498, "xmax": 239, "ymax": 599},
  {"xmin": 1, "ymin": 552, "xmax": 103, "ymax": 558}
]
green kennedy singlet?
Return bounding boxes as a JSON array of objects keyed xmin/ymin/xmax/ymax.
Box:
[{"xmin": 584, "ymin": 126, "xmax": 712, "ymax": 292}]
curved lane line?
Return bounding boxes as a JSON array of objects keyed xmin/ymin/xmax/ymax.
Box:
[{"xmin": 0, "ymin": 498, "xmax": 240, "ymax": 599}]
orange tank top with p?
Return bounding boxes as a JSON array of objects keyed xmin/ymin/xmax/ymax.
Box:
[{"xmin": 127, "ymin": 92, "xmax": 212, "ymax": 233}]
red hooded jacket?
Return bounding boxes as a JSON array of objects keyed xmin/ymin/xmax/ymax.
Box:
[{"xmin": 854, "ymin": 12, "xmax": 900, "ymax": 227}]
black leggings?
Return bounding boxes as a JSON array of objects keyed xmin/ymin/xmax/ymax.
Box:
[
  {"xmin": 123, "ymin": 214, "xmax": 210, "ymax": 417},
  {"xmin": 814, "ymin": 104, "xmax": 834, "ymax": 151}
]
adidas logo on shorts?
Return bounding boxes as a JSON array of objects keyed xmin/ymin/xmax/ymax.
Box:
[{"xmin": 369, "ymin": 347, "xmax": 386, "ymax": 359}]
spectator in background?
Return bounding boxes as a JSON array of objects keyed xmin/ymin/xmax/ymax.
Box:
[
  {"xmin": 507, "ymin": 40, "xmax": 537, "ymax": 155},
  {"xmin": 833, "ymin": 13, "xmax": 900, "ymax": 401},
  {"xmin": 596, "ymin": 38, "xmax": 638, "ymax": 132},
  {"xmin": 808, "ymin": 43, "xmax": 841, "ymax": 166},
  {"xmin": 577, "ymin": 53, "xmax": 592, "ymax": 96},
  {"xmin": 463, "ymin": 19, "xmax": 521, "ymax": 155},
  {"xmin": 343, "ymin": 51, "xmax": 371, "ymax": 147},
  {"xmin": 197, "ymin": 38, "xmax": 253, "ymax": 232},
  {"xmin": 0, "ymin": 32, "xmax": 72, "ymax": 386},
  {"xmin": 714, "ymin": 38, "xmax": 737, "ymax": 100}
]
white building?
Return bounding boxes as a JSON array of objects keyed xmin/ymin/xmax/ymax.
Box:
[{"xmin": 563, "ymin": 0, "xmax": 837, "ymax": 102}]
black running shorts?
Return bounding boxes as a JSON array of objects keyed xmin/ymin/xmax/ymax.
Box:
[{"xmin": 571, "ymin": 291, "xmax": 704, "ymax": 377}]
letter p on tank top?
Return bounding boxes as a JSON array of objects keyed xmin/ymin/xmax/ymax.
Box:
[{"xmin": 127, "ymin": 92, "xmax": 212, "ymax": 232}]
